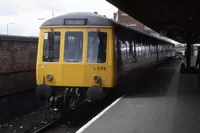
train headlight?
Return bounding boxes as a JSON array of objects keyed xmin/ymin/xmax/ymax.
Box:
[
  {"xmin": 93, "ymin": 75, "xmax": 101, "ymax": 83},
  {"xmin": 46, "ymin": 74, "xmax": 53, "ymax": 81}
]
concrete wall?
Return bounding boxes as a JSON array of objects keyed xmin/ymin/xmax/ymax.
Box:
[{"xmin": 0, "ymin": 35, "xmax": 38, "ymax": 96}]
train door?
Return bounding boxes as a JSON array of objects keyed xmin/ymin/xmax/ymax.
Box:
[
  {"xmin": 36, "ymin": 30, "xmax": 63, "ymax": 86},
  {"xmin": 115, "ymin": 36, "xmax": 122, "ymax": 81},
  {"xmin": 84, "ymin": 28, "xmax": 115, "ymax": 88},
  {"xmin": 62, "ymin": 28, "xmax": 85, "ymax": 87}
]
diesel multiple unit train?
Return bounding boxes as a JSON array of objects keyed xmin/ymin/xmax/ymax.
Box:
[{"xmin": 36, "ymin": 12, "xmax": 175, "ymax": 111}]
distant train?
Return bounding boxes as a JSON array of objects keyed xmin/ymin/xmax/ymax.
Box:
[{"xmin": 36, "ymin": 12, "xmax": 175, "ymax": 112}]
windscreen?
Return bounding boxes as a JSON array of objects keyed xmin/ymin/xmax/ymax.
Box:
[
  {"xmin": 64, "ymin": 32, "xmax": 83, "ymax": 62},
  {"xmin": 87, "ymin": 32, "xmax": 107, "ymax": 63},
  {"xmin": 43, "ymin": 32, "xmax": 60, "ymax": 62}
]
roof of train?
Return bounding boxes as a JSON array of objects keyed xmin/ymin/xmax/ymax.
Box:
[
  {"xmin": 41, "ymin": 12, "xmax": 114, "ymax": 27},
  {"xmin": 41, "ymin": 12, "xmax": 174, "ymax": 45}
]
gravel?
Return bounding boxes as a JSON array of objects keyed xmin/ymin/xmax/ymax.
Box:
[{"xmin": 0, "ymin": 106, "xmax": 62, "ymax": 133}]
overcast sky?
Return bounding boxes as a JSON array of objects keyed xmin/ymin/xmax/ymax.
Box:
[{"xmin": 0, "ymin": 0, "xmax": 117, "ymax": 36}]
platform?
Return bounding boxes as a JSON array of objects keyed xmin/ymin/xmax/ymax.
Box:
[{"xmin": 77, "ymin": 59, "xmax": 200, "ymax": 133}]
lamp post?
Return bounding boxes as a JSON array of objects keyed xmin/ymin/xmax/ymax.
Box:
[
  {"xmin": 52, "ymin": 11, "xmax": 54, "ymax": 18},
  {"xmin": 7, "ymin": 22, "xmax": 14, "ymax": 35}
]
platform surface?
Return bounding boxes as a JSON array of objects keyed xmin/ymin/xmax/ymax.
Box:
[{"xmin": 79, "ymin": 59, "xmax": 200, "ymax": 133}]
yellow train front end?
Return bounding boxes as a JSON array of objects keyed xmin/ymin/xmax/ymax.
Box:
[{"xmin": 36, "ymin": 25, "xmax": 115, "ymax": 109}]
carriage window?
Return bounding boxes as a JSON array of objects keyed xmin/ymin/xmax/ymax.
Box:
[
  {"xmin": 136, "ymin": 43, "xmax": 141, "ymax": 56},
  {"xmin": 129, "ymin": 43, "xmax": 133, "ymax": 55},
  {"xmin": 133, "ymin": 42, "xmax": 137, "ymax": 57},
  {"xmin": 43, "ymin": 32, "xmax": 60, "ymax": 62},
  {"xmin": 64, "ymin": 32, "xmax": 83, "ymax": 62},
  {"xmin": 121, "ymin": 42, "xmax": 127, "ymax": 60},
  {"xmin": 87, "ymin": 32, "xmax": 107, "ymax": 63}
]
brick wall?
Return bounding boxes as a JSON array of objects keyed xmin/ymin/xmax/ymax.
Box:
[
  {"xmin": 0, "ymin": 35, "xmax": 38, "ymax": 96},
  {"xmin": 0, "ymin": 71, "xmax": 36, "ymax": 96}
]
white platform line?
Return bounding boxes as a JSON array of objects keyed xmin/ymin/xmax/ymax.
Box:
[{"xmin": 76, "ymin": 95, "xmax": 124, "ymax": 133}]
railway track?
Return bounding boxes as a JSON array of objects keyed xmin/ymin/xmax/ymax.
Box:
[
  {"xmin": 31, "ymin": 117, "xmax": 62, "ymax": 133},
  {"xmin": 28, "ymin": 96, "xmax": 119, "ymax": 133}
]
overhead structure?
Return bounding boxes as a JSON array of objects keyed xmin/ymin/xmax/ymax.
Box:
[
  {"xmin": 107, "ymin": 0, "xmax": 200, "ymax": 66},
  {"xmin": 107, "ymin": 0, "xmax": 200, "ymax": 43}
]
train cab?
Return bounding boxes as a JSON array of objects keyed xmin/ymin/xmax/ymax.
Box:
[{"xmin": 36, "ymin": 12, "xmax": 115, "ymax": 109}]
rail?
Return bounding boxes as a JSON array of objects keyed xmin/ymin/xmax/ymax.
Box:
[{"xmin": 32, "ymin": 117, "xmax": 62, "ymax": 133}]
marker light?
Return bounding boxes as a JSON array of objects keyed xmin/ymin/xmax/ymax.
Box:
[
  {"xmin": 93, "ymin": 75, "xmax": 101, "ymax": 83},
  {"xmin": 46, "ymin": 74, "xmax": 53, "ymax": 81}
]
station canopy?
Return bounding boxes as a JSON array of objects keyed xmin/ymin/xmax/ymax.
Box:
[{"xmin": 107, "ymin": 0, "xmax": 200, "ymax": 44}]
